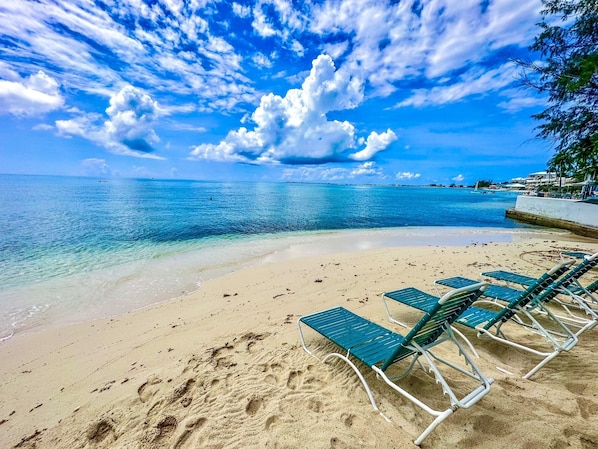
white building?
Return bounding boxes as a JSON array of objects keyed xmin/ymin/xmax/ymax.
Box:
[{"xmin": 525, "ymin": 171, "xmax": 570, "ymax": 189}]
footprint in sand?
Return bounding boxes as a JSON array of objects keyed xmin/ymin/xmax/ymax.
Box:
[
  {"xmin": 271, "ymin": 363, "xmax": 283, "ymax": 372},
  {"xmin": 86, "ymin": 418, "xmax": 117, "ymax": 444},
  {"xmin": 565, "ymin": 380, "xmax": 589, "ymax": 396},
  {"xmin": 307, "ymin": 397, "xmax": 323, "ymax": 413},
  {"xmin": 265, "ymin": 415, "xmax": 279, "ymax": 431},
  {"xmin": 341, "ymin": 413, "xmax": 355, "ymax": 428},
  {"xmin": 259, "ymin": 362, "xmax": 283, "ymax": 385},
  {"xmin": 286, "ymin": 370, "xmax": 302, "ymax": 390},
  {"xmin": 265, "ymin": 373, "xmax": 278, "ymax": 384},
  {"xmin": 577, "ymin": 397, "xmax": 598, "ymax": 420},
  {"xmin": 137, "ymin": 375, "xmax": 163, "ymax": 403},
  {"xmin": 169, "ymin": 378, "xmax": 196, "ymax": 403},
  {"xmin": 172, "ymin": 416, "xmax": 207, "ymax": 449},
  {"xmin": 140, "ymin": 415, "xmax": 178, "ymax": 448},
  {"xmin": 209, "ymin": 376, "xmax": 230, "ymax": 394},
  {"xmin": 204, "ymin": 376, "xmax": 229, "ymax": 404},
  {"xmin": 469, "ymin": 414, "xmax": 510, "ymax": 437},
  {"xmin": 245, "ymin": 395, "xmax": 264, "ymax": 416},
  {"xmin": 156, "ymin": 415, "xmax": 177, "ymax": 436}
]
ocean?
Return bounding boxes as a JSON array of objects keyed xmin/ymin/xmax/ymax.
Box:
[{"xmin": 0, "ymin": 174, "xmax": 534, "ymax": 341}]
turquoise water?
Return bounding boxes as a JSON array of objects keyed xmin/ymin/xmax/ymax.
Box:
[{"xmin": 0, "ymin": 175, "xmax": 531, "ymax": 340}]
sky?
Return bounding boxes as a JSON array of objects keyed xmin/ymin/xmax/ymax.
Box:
[{"xmin": 0, "ymin": 0, "xmax": 556, "ymax": 185}]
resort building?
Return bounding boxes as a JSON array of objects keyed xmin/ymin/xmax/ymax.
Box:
[{"xmin": 524, "ymin": 171, "xmax": 570, "ymax": 190}]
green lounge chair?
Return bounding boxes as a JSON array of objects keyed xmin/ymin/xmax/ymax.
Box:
[
  {"xmin": 428, "ymin": 261, "xmax": 578, "ymax": 379},
  {"xmin": 555, "ymin": 252, "xmax": 598, "ymax": 305},
  {"xmin": 298, "ymin": 282, "xmax": 492, "ymax": 446},
  {"xmin": 561, "ymin": 250, "xmax": 593, "ymax": 260},
  {"xmin": 568, "ymin": 278, "xmax": 598, "ymax": 304},
  {"xmin": 482, "ymin": 252, "xmax": 597, "ymax": 290},
  {"xmin": 385, "ymin": 261, "xmax": 574, "ymax": 379},
  {"xmin": 481, "ymin": 253, "xmax": 598, "ymax": 332}
]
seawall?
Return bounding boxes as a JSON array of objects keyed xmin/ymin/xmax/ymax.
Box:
[{"xmin": 506, "ymin": 196, "xmax": 598, "ymax": 239}]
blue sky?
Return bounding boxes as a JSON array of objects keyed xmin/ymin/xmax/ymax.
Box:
[{"xmin": 0, "ymin": 0, "xmax": 554, "ymax": 185}]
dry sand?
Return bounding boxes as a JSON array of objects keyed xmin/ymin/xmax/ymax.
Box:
[{"xmin": 1, "ymin": 235, "xmax": 598, "ymax": 448}]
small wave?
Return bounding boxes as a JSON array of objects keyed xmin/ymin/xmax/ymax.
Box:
[{"xmin": 0, "ymin": 330, "xmax": 14, "ymax": 342}]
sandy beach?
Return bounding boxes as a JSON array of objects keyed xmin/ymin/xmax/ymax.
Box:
[{"xmin": 1, "ymin": 234, "xmax": 598, "ymax": 448}]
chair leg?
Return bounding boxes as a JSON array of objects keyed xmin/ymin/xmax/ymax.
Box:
[
  {"xmin": 297, "ymin": 319, "xmax": 391, "ymax": 421},
  {"xmin": 522, "ymin": 350, "xmax": 561, "ymax": 379},
  {"xmin": 476, "ymin": 326, "xmax": 575, "ymax": 379},
  {"xmin": 322, "ymin": 353, "xmax": 391, "ymax": 422},
  {"xmin": 449, "ymin": 326, "xmax": 480, "ymax": 358},
  {"xmin": 373, "ymin": 365, "xmax": 464, "ymax": 446},
  {"xmin": 382, "ymin": 293, "xmax": 410, "ymax": 328}
]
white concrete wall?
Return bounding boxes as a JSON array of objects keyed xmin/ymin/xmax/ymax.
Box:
[{"xmin": 515, "ymin": 196, "xmax": 598, "ymax": 227}]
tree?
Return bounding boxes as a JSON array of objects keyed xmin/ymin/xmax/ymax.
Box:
[{"xmin": 521, "ymin": 0, "xmax": 598, "ymax": 180}]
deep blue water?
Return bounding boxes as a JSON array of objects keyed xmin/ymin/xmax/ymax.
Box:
[{"xmin": 0, "ymin": 174, "xmax": 528, "ymax": 339}]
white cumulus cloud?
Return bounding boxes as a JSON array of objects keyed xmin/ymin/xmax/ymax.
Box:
[
  {"xmin": 190, "ymin": 54, "xmax": 395, "ymax": 165},
  {"xmin": 280, "ymin": 161, "xmax": 385, "ymax": 182},
  {"xmin": 350, "ymin": 130, "xmax": 397, "ymax": 161},
  {"xmin": 349, "ymin": 161, "xmax": 383, "ymax": 177},
  {"xmin": 281, "ymin": 166, "xmax": 350, "ymax": 182},
  {"xmin": 232, "ymin": 3, "xmax": 251, "ymax": 18},
  {"xmin": 104, "ymin": 85, "xmax": 161, "ymax": 154},
  {"xmin": 81, "ymin": 158, "xmax": 110, "ymax": 176},
  {"xmin": 396, "ymin": 172, "xmax": 421, "ymax": 180},
  {"xmin": 0, "ymin": 71, "xmax": 64, "ymax": 116},
  {"xmin": 56, "ymin": 85, "xmax": 164, "ymax": 159}
]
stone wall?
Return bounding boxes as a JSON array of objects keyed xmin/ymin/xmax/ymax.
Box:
[{"xmin": 506, "ymin": 196, "xmax": 598, "ymax": 239}]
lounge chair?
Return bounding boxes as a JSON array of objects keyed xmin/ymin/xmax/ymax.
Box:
[
  {"xmin": 298, "ymin": 282, "xmax": 493, "ymax": 446},
  {"xmin": 568, "ymin": 278, "xmax": 598, "ymax": 305},
  {"xmin": 481, "ymin": 253, "xmax": 597, "ymax": 290},
  {"xmin": 386, "ymin": 261, "xmax": 574, "ymax": 379},
  {"xmin": 481, "ymin": 253, "xmax": 598, "ymax": 333},
  {"xmin": 558, "ymin": 252, "xmax": 598, "ymax": 307},
  {"xmin": 561, "ymin": 250, "xmax": 593, "ymax": 261}
]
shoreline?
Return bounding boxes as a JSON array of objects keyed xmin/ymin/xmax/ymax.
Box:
[
  {"xmin": 0, "ymin": 226, "xmax": 578, "ymax": 342},
  {"xmin": 1, "ymin": 234, "xmax": 598, "ymax": 447}
]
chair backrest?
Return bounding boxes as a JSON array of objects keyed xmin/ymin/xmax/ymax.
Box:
[
  {"xmin": 562, "ymin": 251, "xmax": 592, "ymax": 259},
  {"xmin": 380, "ymin": 282, "xmax": 488, "ymax": 371},
  {"xmin": 483, "ymin": 260, "xmax": 573, "ymax": 329},
  {"xmin": 532, "ymin": 253, "xmax": 598, "ymax": 305},
  {"xmin": 586, "ymin": 278, "xmax": 598, "ymax": 294}
]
